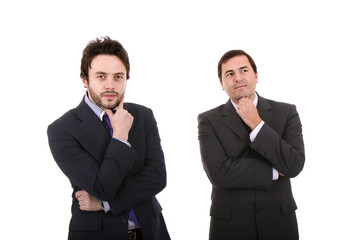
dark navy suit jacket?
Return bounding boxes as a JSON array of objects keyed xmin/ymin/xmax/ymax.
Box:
[{"xmin": 48, "ymin": 97, "xmax": 170, "ymax": 240}]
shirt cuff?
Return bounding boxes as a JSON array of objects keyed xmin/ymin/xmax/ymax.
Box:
[
  {"xmin": 102, "ymin": 201, "xmax": 111, "ymax": 213},
  {"xmin": 249, "ymin": 121, "xmax": 265, "ymax": 142},
  {"xmin": 272, "ymin": 168, "xmax": 279, "ymax": 180},
  {"xmin": 113, "ymin": 138, "xmax": 132, "ymax": 147}
]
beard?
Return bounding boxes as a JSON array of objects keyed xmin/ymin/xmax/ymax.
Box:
[{"xmin": 87, "ymin": 86, "xmax": 124, "ymax": 110}]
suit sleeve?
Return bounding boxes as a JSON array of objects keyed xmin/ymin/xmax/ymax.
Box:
[
  {"xmin": 250, "ymin": 104, "xmax": 305, "ymax": 178},
  {"xmin": 107, "ymin": 110, "xmax": 167, "ymax": 215},
  {"xmin": 47, "ymin": 123, "xmax": 138, "ymax": 200},
  {"xmin": 198, "ymin": 113, "xmax": 273, "ymax": 190}
]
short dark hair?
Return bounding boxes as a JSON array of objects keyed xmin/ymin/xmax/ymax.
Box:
[
  {"xmin": 80, "ymin": 36, "xmax": 130, "ymax": 81},
  {"xmin": 217, "ymin": 50, "xmax": 257, "ymax": 80}
]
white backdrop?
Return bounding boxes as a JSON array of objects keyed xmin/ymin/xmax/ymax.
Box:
[{"xmin": 1, "ymin": 0, "xmax": 359, "ymax": 239}]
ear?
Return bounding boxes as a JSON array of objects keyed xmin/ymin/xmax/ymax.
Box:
[
  {"xmin": 82, "ymin": 78, "xmax": 88, "ymax": 88},
  {"xmin": 255, "ymin": 73, "xmax": 258, "ymax": 83},
  {"xmin": 219, "ymin": 78, "xmax": 224, "ymax": 90}
]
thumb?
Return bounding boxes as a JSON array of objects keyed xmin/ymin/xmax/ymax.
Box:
[{"xmin": 118, "ymin": 95, "xmax": 125, "ymax": 109}]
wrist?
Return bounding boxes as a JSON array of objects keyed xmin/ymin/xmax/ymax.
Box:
[
  {"xmin": 99, "ymin": 200, "xmax": 104, "ymax": 211},
  {"xmin": 112, "ymin": 132, "xmax": 128, "ymax": 142},
  {"xmin": 250, "ymin": 118, "xmax": 262, "ymax": 130}
]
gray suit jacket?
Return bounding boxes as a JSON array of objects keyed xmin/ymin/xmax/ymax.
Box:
[{"xmin": 198, "ymin": 94, "xmax": 305, "ymax": 240}]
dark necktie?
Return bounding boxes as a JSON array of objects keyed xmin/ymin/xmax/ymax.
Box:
[
  {"xmin": 103, "ymin": 114, "xmax": 113, "ymax": 136},
  {"xmin": 103, "ymin": 114, "xmax": 140, "ymax": 227}
]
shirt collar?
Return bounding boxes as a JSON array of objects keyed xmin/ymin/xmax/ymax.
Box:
[
  {"xmin": 230, "ymin": 92, "xmax": 258, "ymax": 110},
  {"xmin": 84, "ymin": 93, "xmax": 106, "ymax": 120}
]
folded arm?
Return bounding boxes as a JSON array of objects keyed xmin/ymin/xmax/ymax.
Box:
[
  {"xmin": 250, "ymin": 105, "xmax": 305, "ymax": 178},
  {"xmin": 198, "ymin": 114, "xmax": 273, "ymax": 190},
  {"xmin": 76, "ymin": 111, "xmax": 167, "ymax": 215},
  {"xmin": 107, "ymin": 120, "xmax": 167, "ymax": 216},
  {"xmin": 48, "ymin": 124, "xmax": 138, "ymax": 200}
]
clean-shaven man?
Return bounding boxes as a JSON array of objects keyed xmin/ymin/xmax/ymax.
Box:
[{"xmin": 198, "ymin": 50, "xmax": 305, "ymax": 240}]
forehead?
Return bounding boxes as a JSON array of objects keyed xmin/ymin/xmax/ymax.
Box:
[
  {"xmin": 222, "ymin": 55, "xmax": 251, "ymax": 72},
  {"xmin": 90, "ymin": 54, "xmax": 126, "ymax": 71}
]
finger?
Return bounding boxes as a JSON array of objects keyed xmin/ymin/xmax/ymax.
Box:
[
  {"xmin": 78, "ymin": 195, "xmax": 86, "ymax": 201},
  {"xmin": 118, "ymin": 95, "xmax": 125, "ymax": 109},
  {"xmin": 238, "ymin": 96, "xmax": 247, "ymax": 102},
  {"xmin": 238, "ymin": 97, "xmax": 249, "ymax": 103},
  {"xmin": 75, "ymin": 190, "xmax": 84, "ymax": 199},
  {"xmin": 83, "ymin": 192, "xmax": 90, "ymax": 199},
  {"xmin": 104, "ymin": 108, "xmax": 114, "ymax": 118}
]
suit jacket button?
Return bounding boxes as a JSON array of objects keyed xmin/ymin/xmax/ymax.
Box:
[{"xmin": 121, "ymin": 218, "xmax": 127, "ymax": 224}]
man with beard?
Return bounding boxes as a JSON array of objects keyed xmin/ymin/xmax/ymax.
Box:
[
  {"xmin": 48, "ymin": 37, "xmax": 170, "ymax": 240},
  {"xmin": 198, "ymin": 50, "xmax": 305, "ymax": 240}
]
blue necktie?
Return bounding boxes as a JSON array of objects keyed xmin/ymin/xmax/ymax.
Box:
[{"xmin": 103, "ymin": 114, "xmax": 140, "ymax": 226}]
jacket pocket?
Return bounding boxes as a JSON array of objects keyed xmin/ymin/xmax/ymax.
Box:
[
  {"xmin": 210, "ymin": 203, "xmax": 231, "ymax": 220},
  {"xmin": 281, "ymin": 197, "xmax": 298, "ymax": 215},
  {"xmin": 69, "ymin": 216, "xmax": 102, "ymax": 231}
]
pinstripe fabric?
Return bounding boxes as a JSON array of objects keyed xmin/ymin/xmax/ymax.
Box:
[{"xmin": 198, "ymin": 93, "xmax": 305, "ymax": 240}]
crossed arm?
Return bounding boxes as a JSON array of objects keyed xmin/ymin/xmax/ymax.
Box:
[
  {"xmin": 74, "ymin": 130, "xmax": 166, "ymax": 213},
  {"xmin": 198, "ymin": 100, "xmax": 304, "ymax": 189},
  {"xmin": 50, "ymin": 112, "xmax": 165, "ymax": 214},
  {"xmin": 75, "ymin": 190, "xmax": 103, "ymax": 211},
  {"xmin": 74, "ymin": 120, "xmax": 167, "ymax": 213}
]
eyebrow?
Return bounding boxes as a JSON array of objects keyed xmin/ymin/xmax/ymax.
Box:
[
  {"xmin": 224, "ymin": 66, "xmax": 248, "ymax": 75},
  {"xmin": 95, "ymin": 71, "xmax": 125, "ymax": 76}
]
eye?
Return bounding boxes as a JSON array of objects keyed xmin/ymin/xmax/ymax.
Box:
[
  {"xmin": 115, "ymin": 75, "xmax": 124, "ymax": 81},
  {"xmin": 96, "ymin": 75, "xmax": 105, "ymax": 80},
  {"xmin": 225, "ymin": 72, "xmax": 233, "ymax": 77}
]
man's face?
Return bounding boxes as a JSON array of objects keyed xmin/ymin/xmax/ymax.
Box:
[
  {"xmin": 83, "ymin": 54, "xmax": 127, "ymax": 110},
  {"xmin": 220, "ymin": 55, "xmax": 258, "ymax": 102}
]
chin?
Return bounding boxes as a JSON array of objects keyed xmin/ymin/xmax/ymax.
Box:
[
  {"xmin": 101, "ymin": 100, "xmax": 120, "ymax": 110},
  {"xmin": 104, "ymin": 104, "xmax": 119, "ymax": 110}
]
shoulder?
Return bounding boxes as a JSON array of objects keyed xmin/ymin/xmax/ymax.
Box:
[
  {"xmin": 47, "ymin": 107, "xmax": 80, "ymax": 136},
  {"xmin": 198, "ymin": 103, "xmax": 226, "ymax": 119},
  {"xmin": 259, "ymin": 95, "xmax": 296, "ymax": 111},
  {"xmin": 259, "ymin": 95, "xmax": 300, "ymax": 124},
  {"xmin": 48, "ymin": 98, "xmax": 90, "ymax": 127},
  {"xmin": 49, "ymin": 107, "xmax": 77, "ymax": 127},
  {"xmin": 48, "ymin": 98, "xmax": 92, "ymax": 134},
  {"xmin": 124, "ymin": 102, "xmax": 154, "ymax": 116},
  {"xmin": 124, "ymin": 102, "xmax": 158, "ymax": 127}
]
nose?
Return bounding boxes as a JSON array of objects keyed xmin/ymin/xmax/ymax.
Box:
[
  {"xmin": 105, "ymin": 79, "xmax": 115, "ymax": 90},
  {"xmin": 234, "ymin": 71, "xmax": 241, "ymax": 82}
]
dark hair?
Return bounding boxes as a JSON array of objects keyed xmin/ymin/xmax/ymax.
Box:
[
  {"xmin": 80, "ymin": 36, "xmax": 130, "ymax": 81},
  {"xmin": 217, "ymin": 50, "xmax": 257, "ymax": 80}
]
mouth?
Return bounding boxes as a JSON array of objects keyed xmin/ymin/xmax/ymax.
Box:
[
  {"xmin": 102, "ymin": 92, "xmax": 118, "ymax": 100},
  {"xmin": 234, "ymin": 84, "xmax": 247, "ymax": 89}
]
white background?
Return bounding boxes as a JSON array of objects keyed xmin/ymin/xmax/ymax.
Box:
[{"xmin": 1, "ymin": 0, "xmax": 359, "ymax": 239}]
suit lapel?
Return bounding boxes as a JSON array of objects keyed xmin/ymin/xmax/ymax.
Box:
[
  {"xmin": 76, "ymin": 99, "xmax": 136, "ymax": 145},
  {"xmin": 220, "ymin": 100, "xmax": 250, "ymax": 142},
  {"xmin": 219, "ymin": 95, "xmax": 274, "ymax": 141},
  {"xmin": 257, "ymin": 94, "xmax": 274, "ymax": 124},
  {"xmin": 76, "ymin": 99, "xmax": 111, "ymax": 153}
]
